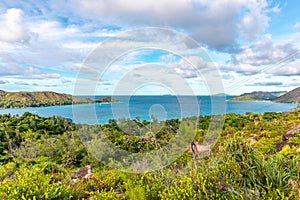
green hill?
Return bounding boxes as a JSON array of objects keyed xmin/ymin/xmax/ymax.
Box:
[
  {"xmin": 229, "ymin": 87, "xmax": 299, "ymax": 103},
  {"xmin": 229, "ymin": 91, "xmax": 277, "ymax": 102},
  {"xmin": 274, "ymin": 87, "xmax": 300, "ymax": 103},
  {"xmin": 0, "ymin": 90, "xmax": 93, "ymax": 108},
  {"xmin": 228, "ymin": 95, "xmax": 266, "ymax": 102}
]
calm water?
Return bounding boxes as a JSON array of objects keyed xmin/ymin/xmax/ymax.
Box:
[{"xmin": 0, "ymin": 96, "xmax": 296, "ymax": 124}]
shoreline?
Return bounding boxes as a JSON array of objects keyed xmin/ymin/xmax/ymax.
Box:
[{"xmin": 0, "ymin": 106, "xmax": 298, "ymax": 126}]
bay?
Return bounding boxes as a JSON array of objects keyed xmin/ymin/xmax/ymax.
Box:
[{"xmin": 0, "ymin": 96, "xmax": 296, "ymax": 124}]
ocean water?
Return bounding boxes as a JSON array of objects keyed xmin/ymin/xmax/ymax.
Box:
[{"xmin": 0, "ymin": 96, "xmax": 296, "ymax": 125}]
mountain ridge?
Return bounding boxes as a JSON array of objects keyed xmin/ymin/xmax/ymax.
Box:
[
  {"xmin": 0, "ymin": 90, "xmax": 93, "ymax": 108},
  {"xmin": 229, "ymin": 87, "xmax": 299, "ymax": 103},
  {"xmin": 274, "ymin": 87, "xmax": 300, "ymax": 103}
]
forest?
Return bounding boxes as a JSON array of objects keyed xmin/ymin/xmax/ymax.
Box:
[
  {"xmin": 0, "ymin": 91, "xmax": 93, "ymax": 109},
  {"xmin": 0, "ymin": 110, "xmax": 299, "ymax": 199}
]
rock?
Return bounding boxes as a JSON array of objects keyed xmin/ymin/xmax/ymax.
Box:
[
  {"xmin": 258, "ymin": 127, "xmax": 264, "ymax": 132},
  {"xmin": 276, "ymin": 141, "xmax": 294, "ymax": 151},
  {"xmin": 188, "ymin": 141, "xmax": 211, "ymax": 153},
  {"xmin": 288, "ymin": 179, "xmax": 300, "ymax": 199},
  {"xmin": 248, "ymin": 137, "xmax": 257, "ymax": 145},
  {"xmin": 171, "ymin": 164, "xmax": 183, "ymax": 172},
  {"xmin": 70, "ymin": 165, "xmax": 92, "ymax": 180},
  {"xmin": 55, "ymin": 181, "xmax": 62, "ymax": 185},
  {"xmin": 283, "ymin": 128, "xmax": 299, "ymax": 141},
  {"xmin": 72, "ymin": 179, "xmax": 77, "ymax": 185}
]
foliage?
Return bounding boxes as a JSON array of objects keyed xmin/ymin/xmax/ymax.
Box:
[
  {"xmin": 0, "ymin": 110, "xmax": 299, "ymax": 199},
  {"xmin": 0, "ymin": 90, "xmax": 93, "ymax": 108}
]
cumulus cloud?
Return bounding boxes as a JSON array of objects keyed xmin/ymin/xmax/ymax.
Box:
[
  {"xmin": 41, "ymin": 73, "xmax": 61, "ymax": 79},
  {"xmin": 294, "ymin": 22, "xmax": 300, "ymax": 30},
  {"xmin": 0, "ymin": 0, "xmax": 276, "ymax": 51},
  {"xmin": 61, "ymin": 78, "xmax": 73, "ymax": 83},
  {"xmin": 246, "ymin": 82, "xmax": 283, "ymax": 86},
  {"xmin": 218, "ymin": 34, "xmax": 299, "ymax": 76},
  {"xmin": 15, "ymin": 81, "xmax": 30, "ymax": 85},
  {"xmin": 160, "ymin": 56, "xmax": 208, "ymax": 79},
  {"xmin": 233, "ymin": 34, "xmax": 297, "ymax": 66},
  {"xmin": 0, "ymin": 1, "xmax": 285, "ymax": 81},
  {"xmin": 25, "ymin": 66, "xmax": 42, "ymax": 74},
  {"xmin": 283, "ymin": 79, "xmax": 300, "ymax": 87},
  {"xmin": 0, "ymin": 18, "xmax": 101, "ymax": 75},
  {"xmin": 0, "ymin": 63, "xmax": 68, "ymax": 83},
  {"xmin": 219, "ymin": 63, "xmax": 259, "ymax": 75},
  {"xmin": 0, "ymin": 64, "xmax": 42, "ymax": 77},
  {"xmin": 0, "ymin": 0, "xmax": 296, "ymax": 93},
  {"xmin": 272, "ymin": 57, "xmax": 300, "ymax": 76},
  {"xmin": 222, "ymin": 73, "xmax": 234, "ymax": 80},
  {"xmin": 0, "ymin": 80, "xmax": 8, "ymax": 84},
  {"xmin": 0, "ymin": 63, "xmax": 27, "ymax": 76},
  {"xmin": 0, "ymin": 8, "xmax": 28, "ymax": 42},
  {"xmin": 238, "ymin": 0, "xmax": 271, "ymax": 40},
  {"xmin": 70, "ymin": 0, "xmax": 277, "ymax": 50}
]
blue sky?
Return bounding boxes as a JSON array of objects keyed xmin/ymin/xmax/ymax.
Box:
[{"xmin": 0, "ymin": 0, "xmax": 299, "ymax": 95}]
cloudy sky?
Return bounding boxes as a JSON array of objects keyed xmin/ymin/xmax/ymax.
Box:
[{"xmin": 0, "ymin": 0, "xmax": 299, "ymax": 95}]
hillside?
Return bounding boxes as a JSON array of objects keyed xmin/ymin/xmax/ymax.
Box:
[
  {"xmin": 274, "ymin": 87, "xmax": 300, "ymax": 103},
  {"xmin": 229, "ymin": 87, "xmax": 299, "ymax": 103},
  {"xmin": 229, "ymin": 91, "xmax": 277, "ymax": 102},
  {"xmin": 95, "ymin": 97, "xmax": 120, "ymax": 103},
  {"xmin": 0, "ymin": 111, "xmax": 299, "ymax": 199},
  {"xmin": 0, "ymin": 91, "xmax": 93, "ymax": 108}
]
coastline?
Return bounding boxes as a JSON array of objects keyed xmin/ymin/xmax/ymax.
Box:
[{"xmin": 0, "ymin": 99, "xmax": 296, "ymax": 125}]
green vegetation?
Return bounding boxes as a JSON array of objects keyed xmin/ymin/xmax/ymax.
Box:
[
  {"xmin": 228, "ymin": 95, "xmax": 268, "ymax": 102},
  {"xmin": 0, "ymin": 90, "xmax": 93, "ymax": 108},
  {"xmin": 229, "ymin": 87, "xmax": 300, "ymax": 103},
  {"xmin": 228, "ymin": 91, "xmax": 279, "ymax": 102},
  {"xmin": 95, "ymin": 97, "xmax": 120, "ymax": 103},
  {"xmin": 0, "ymin": 90, "xmax": 121, "ymax": 109},
  {"xmin": 0, "ymin": 111, "xmax": 299, "ymax": 199}
]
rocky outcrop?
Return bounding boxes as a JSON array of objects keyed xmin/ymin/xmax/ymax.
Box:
[
  {"xmin": 70, "ymin": 165, "xmax": 92, "ymax": 184},
  {"xmin": 276, "ymin": 128, "xmax": 299, "ymax": 151}
]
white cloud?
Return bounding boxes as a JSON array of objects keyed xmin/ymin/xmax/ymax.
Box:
[
  {"xmin": 246, "ymin": 81, "xmax": 283, "ymax": 86},
  {"xmin": 220, "ymin": 62, "xmax": 259, "ymax": 75},
  {"xmin": 41, "ymin": 73, "xmax": 61, "ymax": 79},
  {"xmin": 25, "ymin": 66, "xmax": 42, "ymax": 74},
  {"xmin": 233, "ymin": 34, "xmax": 296, "ymax": 66},
  {"xmin": 0, "ymin": 64, "xmax": 22, "ymax": 76},
  {"xmin": 0, "ymin": 0, "xmax": 296, "ymax": 94},
  {"xmin": 0, "ymin": 15, "xmax": 121, "ymax": 76},
  {"xmin": 283, "ymin": 78, "xmax": 300, "ymax": 87},
  {"xmin": 0, "ymin": 8, "xmax": 28, "ymax": 42},
  {"xmin": 294, "ymin": 22, "xmax": 300, "ymax": 30},
  {"xmin": 0, "ymin": 80, "xmax": 8, "ymax": 84},
  {"xmin": 15, "ymin": 81, "xmax": 30, "ymax": 85},
  {"xmin": 168, "ymin": 56, "xmax": 207, "ymax": 79},
  {"xmin": 238, "ymin": 0, "xmax": 271, "ymax": 40},
  {"xmin": 222, "ymin": 73, "xmax": 234, "ymax": 80},
  {"xmin": 70, "ymin": 0, "xmax": 277, "ymax": 50},
  {"xmin": 272, "ymin": 58, "xmax": 300, "ymax": 76},
  {"xmin": 61, "ymin": 78, "xmax": 73, "ymax": 83}
]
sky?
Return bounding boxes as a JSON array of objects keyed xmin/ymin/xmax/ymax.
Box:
[{"xmin": 0, "ymin": 0, "xmax": 299, "ymax": 95}]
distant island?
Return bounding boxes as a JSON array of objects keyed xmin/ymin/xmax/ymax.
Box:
[
  {"xmin": 95, "ymin": 97, "xmax": 120, "ymax": 103},
  {"xmin": 229, "ymin": 87, "xmax": 300, "ymax": 103},
  {"xmin": 0, "ymin": 90, "xmax": 119, "ymax": 109}
]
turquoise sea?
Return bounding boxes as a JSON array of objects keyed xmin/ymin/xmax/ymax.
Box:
[{"xmin": 0, "ymin": 96, "xmax": 296, "ymax": 124}]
